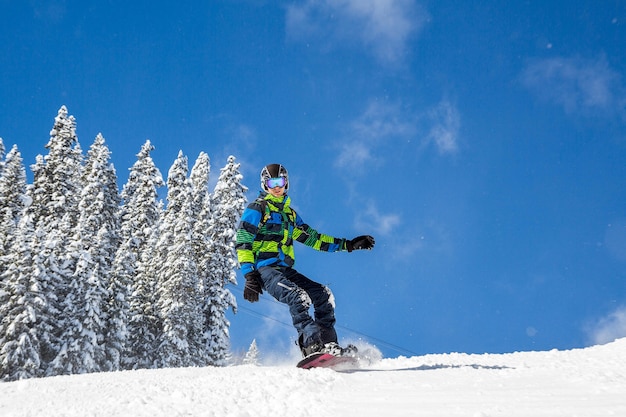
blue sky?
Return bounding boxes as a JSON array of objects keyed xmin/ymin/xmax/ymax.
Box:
[{"xmin": 1, "ymin": 0, "xmax": 625, "ymax": 358}]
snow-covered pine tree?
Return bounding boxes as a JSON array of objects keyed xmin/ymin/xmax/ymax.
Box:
[
  {"xmin": 22, "ymin": 154, "xmax": 58, "ymax": 376},
  {"xmin": 85, "ymin": 135, "xmax": 126, "ymax": 373},
  {"xmin": 0, "ymin": 137, "xmax": 5, "ymax": 175},
  {"xmin": 0, "ymin": 145, "xmax": 42, "ymax": 381},
  {"xmin": 242, "ymin": 339, "xmax": 260, "ymax": 366},
  {"xmin": 50, "ymin": 134, "xmax": 121, "ymax": 375},
  {"xmin": 204, "ymin": 155, "xmax": 247, "ymax": 365},
  {"xmin": 155, "ymin": 151, "xmax": 206, "ymax": 368},
  {"xmin": 117, "ymin": 140, "xmax": 165, "ymax": 370},
  {"xmin": 190, "ymin": 152, "xmax": 212, "ymax": 292},
  {"xmin": 29, "ymin": 106, "xmax": 83, "ymax": 229},
  {"xmin": 26, "ymin": 106, "xmax": 84, "ymax": 376},
  {"xmin": 87, "ymin": 134, "xmax": 122, "ymax": 372},
  {"xmin": 0, "ymin": 213, "xmax": 42, "ymax": 381},
  {"xmin": 0, "ymin": 145, "xmax": 27, "ymax": 281},
  {"xmin": 189, "ymin": 152, "xmax": 214, "ymax": 358}
]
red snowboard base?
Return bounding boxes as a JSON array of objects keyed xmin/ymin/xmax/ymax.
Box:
[{"xmin": 296, "ymin": 352, "xmax": 359, "ymax": 370}]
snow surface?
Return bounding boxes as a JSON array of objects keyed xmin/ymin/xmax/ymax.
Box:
[{"xmin": 1, "ymin": 339, "xmax": 625, "ymax": 417}]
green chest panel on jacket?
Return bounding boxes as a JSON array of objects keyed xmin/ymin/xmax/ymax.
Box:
[{"xmin": 259, "ymin": 200, "xmax": 296, "ymax": 240}]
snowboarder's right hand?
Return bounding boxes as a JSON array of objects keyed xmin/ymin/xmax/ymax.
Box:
[{"xmin": 244, "ymin": 271, "xmax": 263, "ymax": 303}]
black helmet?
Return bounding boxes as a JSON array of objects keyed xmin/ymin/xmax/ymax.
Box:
[{"xmin": 260, "ymin": 163, "xmax": 289, "ymax": 191}]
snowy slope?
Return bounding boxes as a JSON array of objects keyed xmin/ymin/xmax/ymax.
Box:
[{"xmin": 1, "ymin": 339, "xmax": 625, "ymax": 417}]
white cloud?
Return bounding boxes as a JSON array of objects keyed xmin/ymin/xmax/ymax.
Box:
[
  {"xmin": 426, "ymin": 99, "xmax": 460, "ymax": 154},
  {"xmin": 585, "ymin": 306, "xmax": 626, "ymax": 346},
  {"xmin": 521, "ymin": 55, "xmax": 626, "ymax": 118},
  {"xmin": 354, "ymin": 200, "xmax": 401, "ymax": 236},
  {"xmin": 334, "ymin": 141, "xmax": 373, "ymax": 172},
  {"xmin": 334, "ymin": 100, "xmax": 417, "ymax": 173},
  {"xmin": 334, "ymin": 99, "xmax": 460, "ymax": 173},
  {"xmin": 353, "ymin": 100, "xmax": 417, "ymax": 140},
  {"xmin": 286, "ymin": 0, "xmax": 428, "ymax": 65}
]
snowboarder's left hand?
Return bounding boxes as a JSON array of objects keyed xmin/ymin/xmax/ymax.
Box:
[{"xmin": 346, "ymin": 235, "xmax": 375, "ymax": 252}]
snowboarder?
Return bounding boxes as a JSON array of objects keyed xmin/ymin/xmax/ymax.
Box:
[{"xmin": 236, "ymin": 163, "xmax": 375, "ymax": 358}]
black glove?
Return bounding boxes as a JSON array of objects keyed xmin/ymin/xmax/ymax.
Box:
[
  {"xmin": 346, "ymin": 235, "xmax": 375, "ymax": 252},
  {"xmin": 243, "ymin": 271, "xmax": 263, "ymax": 303}
]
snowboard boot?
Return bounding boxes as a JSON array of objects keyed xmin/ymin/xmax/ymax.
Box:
[
  {"xmin": 301, "ymin": 343, "xmax": 323, "ymax": 357},
  {"xmin": 298, "ymin": 334, "xmax": 324, "ymax": 357},
  {"xmin": 322, "ymin": 342, "xmax": 359, "ymax": 357},
  {"xmin": 297, "ymin": 335, "xmax": 359, "ymax": 358}
]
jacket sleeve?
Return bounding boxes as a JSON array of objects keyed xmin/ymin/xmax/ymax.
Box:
[
  {"xmin": 292, "ymin": 210, "xmax": 347, "ymax": 253},
  {"xmin": 236, "ymin": 201, "xmax": 263, "ymax": 275}
]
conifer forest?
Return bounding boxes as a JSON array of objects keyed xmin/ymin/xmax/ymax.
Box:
[{"xmin": 0, "ymin": 106, "xmax": 248, "ymax": 381}]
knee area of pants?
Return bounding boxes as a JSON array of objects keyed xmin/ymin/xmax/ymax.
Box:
[
  {"xmin": 324, "ymin": 286, "xmax": 336, "ymax": 308},
  {"xmin": 297, "ymin": 289, "xmax": 313, "ymax": 308}
]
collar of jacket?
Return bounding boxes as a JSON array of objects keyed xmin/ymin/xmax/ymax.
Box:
[{"xmin": 259, "ymin": 190, "xmax": 290, "ymax": 210}]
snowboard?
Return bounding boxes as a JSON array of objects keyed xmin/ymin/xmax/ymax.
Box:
[{"xmin": 296, "ymin": 352, "xmax": 359, "ymax": 370}]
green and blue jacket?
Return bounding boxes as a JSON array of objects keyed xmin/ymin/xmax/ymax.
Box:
[{"xmin": 236, "ymin": 192, "xmax": 347, "ymax": 275}]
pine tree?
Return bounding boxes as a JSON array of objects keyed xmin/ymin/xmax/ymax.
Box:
[
  {"xmin": 190, "ymin": 152, "xmax": 212, "ymax": 294},
  {"xmin": 155, "ymin": 151, "xmax": 206, "ymax": 368},
  {"xmin": 0, "ymin": 213, "xmax": 42, "ymax": 381},
  {"xmin": 0, "ymin": 146, "xmax": 42, "ymax": 381},
  {"xmin": 20, "ymin": 156, "xmax": 58, "ymax": 376},
  {"xmin": 84, "ymin": 135, "xmax": 126, "ymax": 373},
  {"xmin": 118, "ymin": 140, "xmax": 165, "ymax": 370},
  {"xmin": 242, "ymin": 339, "xmax": 260, "ymax": 366},
  {"xmin": 50, "ymin": 134, "xmax": 120, "ymax": 375},
  {"xmin": 29, "ymin": 106, "xmax": 83, "ymax": 228},
  {"xmin": 189, "ymin": 152, "xmax": 214, "ymax": 360},
  {"xmin": 204, "ymin": 156, "xmax": 247, "ymax": 365},
  {"xmin": 0, "ymin": 137, "xmax": 5, "ymax": 175},
  {"xmin": 26, "ymin": 106, "xmax": 84, "ymax": 376},
  {"xmin": 0, "ymin": 145, "xmax": 27, "ymax": 281}
]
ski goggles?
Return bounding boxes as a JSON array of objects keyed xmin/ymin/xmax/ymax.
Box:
[{"xmin": 265, "ymin": 177, "xmax": 287, "ymax": 189}]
